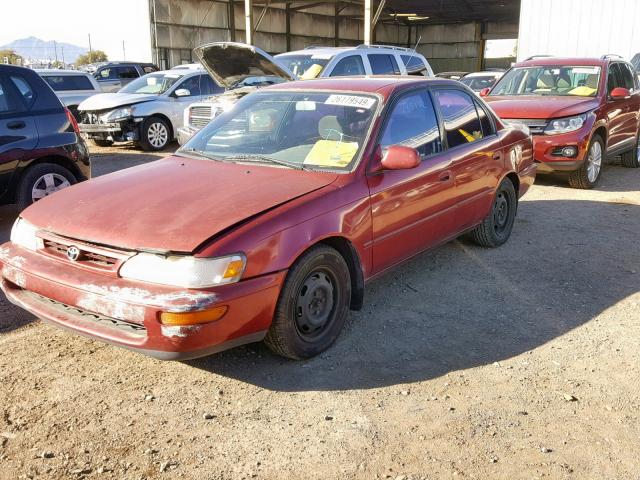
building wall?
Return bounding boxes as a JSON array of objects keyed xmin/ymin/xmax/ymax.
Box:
[{"xmin": 518, "ymin": 0, "xmax": 640, "ymax": 61}]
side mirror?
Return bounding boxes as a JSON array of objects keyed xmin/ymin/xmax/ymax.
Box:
[
  {"xmin": 479, "ymin": 87, "xmax": 491, "ymax": 97},
  {"xmin": 381, "ymin": 145, "xmax": 421, "ymax": 170},
  {"xmin": 610, "ymin": 87, "xmax": 631, "ymax": 99},
  {"xmin": 174, "ymin": 88, "xmax": 191, "ymax": 97}
]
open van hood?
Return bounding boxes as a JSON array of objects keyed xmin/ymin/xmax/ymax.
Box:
[{"xmin": 194, "ymin": 42, "xmax": 295, "ymax": 88}]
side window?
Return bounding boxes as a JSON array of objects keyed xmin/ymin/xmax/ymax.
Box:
[
  {"xmin": 97, "ymin": 67, "xmax": 116, "ymax": 80},
  {"xmin": 200, "ymin": 75, "xmax": 222, "ymax": 96},
  {"xmin": 620, "ymin": 63, "xmax": 636, "ymax": 90},
  {"xmin": 433, "ymin": 89, "xmax": 483, "ymax": 148},
  {"xmin": 607, "ymin": 64, "xmax": 622, "ymax": 94},
  {"xmin": 368, "ymin": 54, "xmax": 400, "ymax": 75},
  {"xmin": 330, "ymin": 56, "xmax": 366, "ymax": 77},
  {"xmin": 401, "ymin": 54, "xmax": 426, "ymax": 75},
  {"xmin": 176, "ymin": 76, "xmax": 203, "ymax": 96},
  {"xmin": 117, "ymin": 66, "xmax": 139, "ymax": 79},
  {"xmin": 475, "ymin": 101, "xmax": 495, "ymax": 137},
  {"xmin": 10, "ymin": 75, "xmax": 35, "ymax": 108},
  {"xmin": 380, "ymin": 90, "xmax": 441, "ymax": 158},
  {"xmin": 0, "ymin": 81, "xmax": 9, "ymax": 113}
]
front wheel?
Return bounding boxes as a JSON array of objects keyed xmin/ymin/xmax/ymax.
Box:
[
  {"xmin": 568, "ymin": 135, "xmax": 604, "ymax": 188},
  {"xmin": 264, "ymin": 245, "xmax": 351, "ymax": 360},
  {"xmin": 139, "ymin": 116, "xmax": 171, "ymax": 151},
  {"xmin": 16, "ymin": 163, "xmax": 77, "ymax": 210},
  {"xmin": 470, "ymin": 178, "xmax": 517, "ymax": 248}
]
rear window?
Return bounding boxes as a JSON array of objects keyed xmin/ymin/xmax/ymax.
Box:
[
  {"xmin": 401, "ymin": 54, "xmax": 426, "ymax": 75},
  {"xmin": 0, "ymin": 82, "xmax": 9, "ymax": 112},
  {"xmin": 10, "ymin": 75, "xmax": 35, "ymax": 108},
  {"xmin": 43, "ymin": 75, "xmax": 95, "ymax": 91}
]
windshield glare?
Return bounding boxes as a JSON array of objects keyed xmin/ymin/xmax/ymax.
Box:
[
  {"xmin": 490, "ymin": 66, "xmax": 601, "ymax": 97},
  {"xmin": 119, "ymin": 73, "xmax": 183, "ymax": 94},
  {"xmin": 182, "ymin": 91, "xmax": 378, "ymax": 172},
  {"xmin": 276, "ymin": 54, "xmax": 330, "ymax": 79}
]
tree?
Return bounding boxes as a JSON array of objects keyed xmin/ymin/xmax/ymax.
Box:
[
  {"xmin": 76, "ymin": 50, "xmax": 108, "ymax": 66},
  {"xmin": 0, "ymin": 49, "xmax": 23, "ymax": 65}
]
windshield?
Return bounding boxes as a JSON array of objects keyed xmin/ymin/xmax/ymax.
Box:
[
  {"xmin": 119, "ymin": 73, "xmax": 184, "ymax": 95},
  {"xmin": 490, "ymin": 66, "xmax": 601, "ymax": 97},
  {"xmin": 461, "ymin": 75, "xmax": 499, "ymax": 91},
  {"xmin": 181, "ymin": 90, "xmax": 378, "ymax": 172},
  {"xmin": 276, "ymin": 54, "xmax": 330, "ymax": 79}
]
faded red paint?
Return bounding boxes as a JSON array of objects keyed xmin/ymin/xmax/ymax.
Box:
[{"xmin": 0, "ymin": 77, "xmax": 536, "ymax": 360}]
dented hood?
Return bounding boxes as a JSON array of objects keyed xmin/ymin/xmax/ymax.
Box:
[
  {"xmin": 194, "ymin": 42, "xmax": 295, "ymax": 88},
  {"xmin": 21, "ymin": 156, "xmax": 338, "ymax": 253},
  {"xmin": 78, "ymin": 92, "xmax": 157, "ymax": 112},
  {"xmin": 484, "ymin": 95, "xmax": 600, "ymax": 119}
]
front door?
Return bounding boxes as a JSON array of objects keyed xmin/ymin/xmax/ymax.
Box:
[
  {"xmin": 367, "ymin": 88, "xmax": 457, "ymax": 274},
  {"xmin": 604, "ymin": 63, "xmax": 637, "ymax": 152}
]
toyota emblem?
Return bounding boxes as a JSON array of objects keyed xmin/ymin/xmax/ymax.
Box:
[{"xmin": 66, "ymin": 246, "xmax": 80, "ymax": 262}]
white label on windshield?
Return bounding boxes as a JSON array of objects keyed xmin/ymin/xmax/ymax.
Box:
[
  {"xmin": 325, "ymin": 94, "xmax": 375, "ymax": 109},
  {"xmin": 311, "ymin": 54, "xmax": 332, "ymax": 60},
  {"xmin": 573, "ymin": 67, "xmax": 599, "ymax": 74}
]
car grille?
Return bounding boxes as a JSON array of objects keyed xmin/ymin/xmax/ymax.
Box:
[
  {"xmin": 503, "ymin": 118, "xmax": 548, "ymax": 135},
  {"xmin": 26, "ymin": 291, "xmax": 147, "ymax": 337},
  {"xmin": 189, "ymin": 105, "xmax": 224, "ymax": 129},
  {"xmin": 39, "ymin": 233, "xmax": 133, "ymax": 274}
]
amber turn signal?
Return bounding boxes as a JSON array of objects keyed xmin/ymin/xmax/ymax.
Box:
[{"xmin": 159, "ymin": 306, "xmax": 228, "ymax": 326}]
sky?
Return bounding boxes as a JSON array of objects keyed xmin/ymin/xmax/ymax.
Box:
[{"xmin": 1, "ymin": 0, "xmax": 152, "ymax": 62}]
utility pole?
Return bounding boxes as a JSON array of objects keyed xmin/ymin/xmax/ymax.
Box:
[
  {"xmin": 244, "ymin": 0, "xmax": 253, "ymax": 45},
  {"xmin": 88, "ymin": 33, "xmax": 92, "ymax": 54},
  {"xmin": 61, "ymin": 47, "xmax": 65, "ymax": 68},
  {"xmin": 122, "ymin": 40, "xmax": 126, "ymax": 60},
  {"xmin": 54, "ymin": 40, "xmax": 58, "ymax": 63},
  {"xmin": 364, "ymin": 0, "xmax": 372, "ymax": 46}
]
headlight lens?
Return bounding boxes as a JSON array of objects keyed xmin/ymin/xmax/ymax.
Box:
[
  {"xmin": 544, "ymin": 114, "xmax": 587, "ymax": 135},
  {"xmin": 119, "ymin": 253, "xmax": 246, "ymax": 288},
  {"xmin": 10, "ymin": 219, "xmax": 42, "ymax": 251},
  {"xmin": 101, "ymin": 106, "xmax": 133, "ymax": 123}
]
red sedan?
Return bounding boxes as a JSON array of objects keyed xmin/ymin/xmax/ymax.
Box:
[{"xmin": 0, "ymin": 77, "xmax": 535, "ymax": 360}]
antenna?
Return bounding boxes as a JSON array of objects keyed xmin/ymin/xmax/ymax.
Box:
[{"xmin": 410, "ymin": 35, "xmax": 422, "ymax": 58}]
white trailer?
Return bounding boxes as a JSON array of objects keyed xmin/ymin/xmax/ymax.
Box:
[{"xmin": 518, "ymin": 0, "xmax": 640, "ymax": 62}]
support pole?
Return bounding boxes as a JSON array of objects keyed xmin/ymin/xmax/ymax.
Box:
[
  {"xmin": 364, "ymin": 0, "xmax": 372, "ymax": 45},
  {"xmin": 286, "ymin": 3, "xmax": 291, "ymax": 51},
  {"xmin": 244, "ymin": 0, "xmax": 253, "ymax": 45},
  {"xmin": 334, "ymin": 2, "xmax": 340, "ymax": 47},
  {"xmin": 228, "ymin": 0, "xmax": 236, "ymax": 41}
]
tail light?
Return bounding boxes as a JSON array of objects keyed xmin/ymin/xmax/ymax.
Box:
[{"xmin": 65, "ymin": 108, "xmax": 80, "ymax": 134}]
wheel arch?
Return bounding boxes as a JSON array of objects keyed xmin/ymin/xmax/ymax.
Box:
[{"xmin": 592, "ymin": 124, "xmax": 607, "ymax": 149}]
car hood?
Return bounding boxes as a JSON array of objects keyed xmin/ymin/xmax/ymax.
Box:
[
  {"xmin": 194, "ymin": 42, "xmax": 295, "ymax": 88},
  {"xmin": 21, "ymin": 156, "xmax": 338, "ymax": 253},
  {"xmin": 78, "ymin": 93, "xmax": 158, "ymax": 111},
  {"xmin": 484, "ymin": 95, "xmax": 599, "ymax": 119}
]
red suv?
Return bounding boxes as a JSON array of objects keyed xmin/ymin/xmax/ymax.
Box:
[{"xmin": 482, "ymin": 55, "xmax": 640, "ymax": 188}]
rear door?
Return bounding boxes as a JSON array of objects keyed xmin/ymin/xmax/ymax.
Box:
[
  {"xmin": 0, "ymin": 72, "xmax": 38, "ymax": 196},
  {"xmin": 432, "ymin": 88, "xmax": 503, "ymax": 231},
  {"xmin": 367, "ymin": 88, "xmax": 456, "ymax": 273}
]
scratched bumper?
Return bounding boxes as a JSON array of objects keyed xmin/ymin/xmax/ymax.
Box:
[{"xmin": 0, "ymin": 242, "xmax": 285, "ymax": 360}]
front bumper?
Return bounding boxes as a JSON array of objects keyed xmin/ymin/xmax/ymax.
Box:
[
  {"xmin": 0, "ymin": 242, "xmax": 285, "ymax": 360},
  {"xmin": 531, "ymin": 126, "xmax": 592, "ymax": 173}
]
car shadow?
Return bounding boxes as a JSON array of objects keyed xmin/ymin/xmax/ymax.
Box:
[
  {"xmin": 534, "ymin": 161, "xmax": 638, "ymax": 193},
  {"xmin": 188, "ymin": 198, "xmax": 640, "ymax": 391}
]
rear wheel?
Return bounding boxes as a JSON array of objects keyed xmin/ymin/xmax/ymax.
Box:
[
  {"xmin": 16, "ymin": 163, "xmax": 77, "ymax": 210},
  {"xmin": 91, "ymin": 138, "xmax": 114, "ymax": 148},
  {"xmin": 620, "ymin": 133, "xmax": 640, "ymax": 168},
  {"xmin": 470, "ymin": 178, "xmax": 517, "ymax": 248},
  {"xmin": 568, "ymin": 135, "xmax": 603, "ymax": 188},
  {"xmin": 264, "ymin": 245, "xmax": 351, "ymax": 360}
]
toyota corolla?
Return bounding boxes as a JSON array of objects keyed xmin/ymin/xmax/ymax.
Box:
[{"xmin": 0, "ymin": 77, "xmax": 535, "ymax": 360}]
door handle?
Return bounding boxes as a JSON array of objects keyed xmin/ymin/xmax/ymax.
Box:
[
  {"xmin": 7, "ymin": 121, "xmax": 26, "ymax": 130},
  {"xmin": 492, "ymin": 152, "xmax": 502, "ymax": 161}
]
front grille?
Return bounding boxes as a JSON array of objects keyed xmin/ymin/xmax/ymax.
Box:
[
  {"xmin": 191, "ymin": 106, "xmax": 211, "ymax": 118},
  {"xmin": 503, "ymin": 118, "xmax": 548, "ymax": 135},
  {"xmin": 39, "ymin": 233, "xmax": 132, "ymax": 274},
  {"xmin": 27, "ymin": 291, "xmax": 146, "ymax": 337},
  {"xmin": 188, "ymin": 105, "xmax": 222, "ymax": 129}
]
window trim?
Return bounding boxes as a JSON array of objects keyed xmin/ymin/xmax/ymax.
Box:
[{"xmin": 431, "ymin": 87, "xmax": 497, "ymax": 153}]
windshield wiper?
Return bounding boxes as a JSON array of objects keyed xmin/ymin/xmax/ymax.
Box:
[
  {"xmin": 177, "ymin": 148, "xmax": 224, "ymax": 162},
  {"xmin": 222, "ymin": 154, "xmax": 309, "ymax": 170}
]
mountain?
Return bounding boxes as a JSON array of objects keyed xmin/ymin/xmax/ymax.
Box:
[{"xmin": 1, "ymin": 36, "xmax": 88, "ymax": 63}]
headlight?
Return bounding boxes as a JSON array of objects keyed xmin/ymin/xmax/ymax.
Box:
[
  {"xmin": 10, "ymin": 219, "xmax": 42, "ymax": 252},
  {"xmin": 544, "ymin": 114, "xmax": 587, "ymax": 135},
  {"xmin": 119, "ymin": 253, "xmax": 246, "ymax": 288},
  {"xmin": 101, "ymin": 106, "xmax": 132, "ymax": 123}
]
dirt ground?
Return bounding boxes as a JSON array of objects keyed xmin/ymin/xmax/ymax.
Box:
[{"xmin": 0, "ymin": 142, "xmax": 639, "ymax": 480}]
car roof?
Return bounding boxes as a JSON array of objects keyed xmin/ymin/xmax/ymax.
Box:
[
  {"xmin": 35, "ymin": 69, "xmax": 92, "ymax": 75},
  {"xmin": 515, "ymin": 57, "xmax": 609, "ymax": 67},
  {"xmin": 276, "ymin": 45, "xmax": 419, "ymax": 58},
  {"xmin": 265, "ymin": 75, "xmax": 461, "ymax": 100},
  {"xmin": 464, "ymin": 71, "xmax": 503, "ymax": 78}
]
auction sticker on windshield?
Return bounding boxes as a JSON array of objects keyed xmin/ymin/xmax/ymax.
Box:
[{"xmin": 325, "ymin": 94, "xmax": 376, "ymax": 109}]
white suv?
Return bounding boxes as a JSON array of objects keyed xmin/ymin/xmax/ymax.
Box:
[{"xmin": 177, "ymin": 42, "xmax": 433, "ymax": 144}]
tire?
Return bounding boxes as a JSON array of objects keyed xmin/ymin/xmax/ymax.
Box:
[
  {"xmin": 470, "ymin": 178, "xmax": 517, "ymax": 248},
  {"xmin": 620, "ymin": 133, "xmax": 640, "ymax": 168},
  {"xmin": 138, "ymin": 116, "xmax": 171, "ymax": 151},
  {"xmin": 568, "ymin": 135, "xmax": 604, "ymax": 189},
  {"xmin": 264, "ymin": 245, "xmax": 351, "ymax": 360},
  {"xmin": 91, "ymin": 138, "xmax": 114, "ymax": 148},
  {"xmin": 16, "ymin": 163, "xmax": 77, "ymax": 210}
]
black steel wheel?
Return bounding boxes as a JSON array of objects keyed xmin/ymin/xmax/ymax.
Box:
[{"xmin": 470, "ymin": 178, "xmax": 517, "ymax": 248}]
